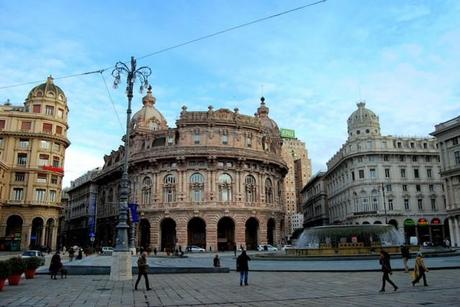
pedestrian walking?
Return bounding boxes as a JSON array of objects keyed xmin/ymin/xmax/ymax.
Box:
[
  {"xmin": 236, "ymin": 250, "xmax": 251, "ymax": 286},
  {"xmin": 135, "ymin": 251, "xmax": 151, "ymax": 291},
  {"xmin": 49, "ymin": 251, "xmax": 62, "ymax": 280},
  {"xmin": 68, "ymin": 247, "xmax": 75, "ymax": 262},
  {"xmin": 412, "ymin": 252, "xmax": 429, "ymax": 287},
  {"xmin": 153, "ymin": 247, "xmax": 157, "ymax": 256},
  {"xmin": 76, "ymin": 248, "xmax": 83, "ymax": 260},
  {"xmin": 233, "ymin": 245, "xmax": 237, "ymax": 257},
  {"xmin": 400, "ymin": 245, "xmax": 410, "ymax": 273},
  {"xmin": 213, "ymin": 254, "xmax": 220, "ymax": 268},
  {"xmin": 379, "ymin": 250, "xmax": 398, "ymax": 292}
]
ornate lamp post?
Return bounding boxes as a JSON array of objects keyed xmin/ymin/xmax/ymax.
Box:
[{"xmin": 110, "ymin": 56, "xmax": 151, "ymax": 281}]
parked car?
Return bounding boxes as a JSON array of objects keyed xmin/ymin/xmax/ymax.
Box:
[
  {"xmin": 101, "ymin": 246, "xmax": 113, "ymax": 255},
  {"xmin": 187, "ymin": 245, "xmax": 205, "ymax": 253},
  {"xmin": 281, "ymin": 245, "xmax": 293, "ymax": 251},
  {"xmin": 257, "ymin": 244, "xmax": 278, "ymax": 252},
  {"xmin": 21, "ymin": 250, "xmax": 45, "ymax": 266}
]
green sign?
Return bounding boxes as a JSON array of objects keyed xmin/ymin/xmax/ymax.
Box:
[{"xmin": 280, "ymin": 128, "xmax": 296, "ymax": 139}]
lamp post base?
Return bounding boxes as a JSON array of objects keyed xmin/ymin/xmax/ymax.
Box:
[{"xmin": 110, "ymin": 251, "xmax": 132, "ymax": 281}]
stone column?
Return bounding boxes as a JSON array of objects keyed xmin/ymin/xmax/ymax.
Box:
[
  {"xmin": 150, "ymin": 216, "xmax": 160, "ymax": 251},
  {"xmin": 448, "ymin": 217, "xmax": 456, "ymax": 246},
  {"xmin": 51, "ymin": 225, "xmax": 58, "ymax": 250},
  {"xmin": 454, "ymin": 217, "xmax": 460, "ymax": 247},
  {"xmin": 235, "ymin": 215, "xmax": 246, "ymax": 250},
  {"xmin": 176, "ymin": 215, "xmax": 188, "ymax": 249},
  {"xmin": 22, "ymin": 224, "xmax": 32, "ymax": 250},
  {"xmin": 206, "ymin": 218, "xmax": 217, "ymax": 252},
  {"xmin": 259, "ymin": 216, "xmax": 267, "ymax": 245}
]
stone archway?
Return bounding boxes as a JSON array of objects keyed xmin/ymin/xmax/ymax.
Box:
[
  {"xmin": 139, "ymin": 219, "xmax": 151, "ymax": 250},
  {"xmin": 6, "ymin": 215, "xmax": 23, "ymax": 251},
  {"xmin": 187, "ymin": 217, "xmax": 206, "ymax": 249},
  {"xmin": 31, "ymin": 217, "xmax": 44, "ymax": 248},
  {"xmin": 217, "ymin": 217, "xmax": 235, "ymax": 251},
  {"xmin": 388, "ymin": 219, "xmax": 398, "ymax": 230},
  {"xmin": 160, "ymin": 218, "xmax": 176, "ymax": 252},
  {"xmin": 44, "ymin": 219, "xmax": 54, "ymax": 248},
  {"xmin": 245, "ymin": 217, "xmax": 259, "ymax": 250},
  {"xmin": 267, "ymin": 218, "xmax": 276, "ymax": 245}
]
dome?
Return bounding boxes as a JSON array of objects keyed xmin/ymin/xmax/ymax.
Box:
[
  {"xmin": 27, "ymin": 76, "xmax": 67, "ymax": 103},
  {"xmin": 257, "ymin": 97, "xmax": 279, "ymax": 133},
  {"xmin": 347, "ymin": 102, "xmax": 380, "ymax": 139},
  {"xmin": 131, "ymin": 86, "xmax": 168, "ymax": 131}
]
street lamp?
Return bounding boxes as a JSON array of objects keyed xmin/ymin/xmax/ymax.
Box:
[{"xmin": 110, "ymin": 56, "xmax": 151, "ymax": 281}]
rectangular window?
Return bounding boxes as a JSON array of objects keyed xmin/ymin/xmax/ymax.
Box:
[
  {"xmin": 359, "ymin": 170, "xmax": 364, "ymax": 179},
  {"xmin": 246, "ymin": 137, "xmax": 252, "ymax": 148},
  {"xmin": 397, "ymin": 142, "xmax": 402, "ymax": 148},
  {"xmin": 21, "ymin": 121, "xmax": 32, "ymax": 131},
  {"xmin": 384, "ymin": 155, "xmax": 389, "ymax": 161},
  {"xmin": 37, "ymin": 173, "xmax": 47, "ymax": 183},
  {"xmin": 33, "ymin": 105, "xmax": 41, "ymax": 113},
  {"xmin": 35, "ymin": 189, "xmax": 46, "ymax": 202},
  {"xmin": 52, "ymin": 157, "xmax": 60, "ymax": 167},
  {"xmin": 17, "ymin": 153, "xmax": 27, "ymax": 165},
  {"xmin": 400, "ymin": 155, "xmax": 405, "ymax": 162},
  {"xmin": 401, "ymin": 169, "xmax": 406, "ymax": 178},
  {"xmin": 57, "ymin": 108, "xmax": 64, "ymax": 118},
  {"xmin": 53, "ymin": 142, "xmax": 60, "ymax": 151},
  {"xmin": 385, "ymin": 168, "xmax": 390, "ymax": 178},
  {"xmin": 19, "ymin": 138, "xmax": 29, "ymax": 148},
  {"xmin": 453, "ymin": 137, "xmax": 459, "ymax": 145},
  {"xmin": 455, "ymin": 151, "xmax": 460, "ymax": 165},
  {"xmin": 49, "ymin": 190, "xmax": 56, "ymax": 202},
  {"xmin": 351, "ymin": 171, "xmax": 355, "ymax": 181},
  {"xmin": 357, "ymin": 156, "xmax": 363, "ymax": 162},
  {"xmin": 38, "ymin": 154, "xmax": 49, "ymax": 166},
  {"xmin": 423, "ymin": 143, "xmax": 427, "ymax": 149},
  {"xmin": 369, "ymin": 168, "xmax": 376, "ymax": 178},
  {"xmin": 0, "ymin": 119, "xmax": 5, "ymax": 130},
  {"xmin": 42, "ymin": 123, "xmax": 52, "ymax": 134},
  {"xmin": 40, "ymin": 140, "xmax": 50, "ymax": 149},
  {"xmin": 222, "ymin": 134, "xmax": 228, "ymax": 145},
  {"xmin": 410, "ymin": 142, "xmax": 415, "ymax": 148},
  {"xmin": 51, "ymin": 175, "xmax": 58, "ymax": 184},
  {"xmin": 429, "ymin": 184, "xmax": 434, "ymax": 192},
  {"xmin": 427, "ymin": 169, "xmax": 432, "ymax": 178},
  {"xmin": 416, "ymin": 184, "xmax": 421, "ymax": 192},
  {"xmin": 425, "ymin": 156, "xmax": 431, "ymax": 162},
  {"xmin": 13, "ymin": 188, "xmax": 24, "ymax": 201},
  {"xmin": 15, "ymin": 172, "xmax": 25, "ymax": 182},
  {"xmin": 56, "ymin": 126, "xmax": 63, "ymax": 135},
  {"xmin": 403, "ymin": 184, "xmax": 408, "ymax": 192},
  {"xmin": 386, "ymin": 184, "xmax": 392, "ymax": 192},
  {"xmin": 412, "ymin": 155, "xmax": 417, "ymax": 162},
  {"xmin": 388, "ymin": 199, "xmax": 393, "ymax": 211},
  {"xmin": 45, "ymin": 105, "xmax": 54, "ymax": 115},
  {"xmin": 404, "ymin": 199, "xmax": 409, "ymax": 210},
  {"xmin": 418, "ymin": 199, "xmax": 423, "ymax": 211},
  {"xmin": 414, "ymin": 169, "xmax": 419, "ymax": 179},
  {"xmin": 193, "ymin": 130, "xmax": 200, "ymax": 144},
  {"xmin": 431, "ymin": 199, "xmax": 436, "ymax": 211},
  {"xmin": 167, "ymin": 136, "xmax": 174, "ymax": 145}
]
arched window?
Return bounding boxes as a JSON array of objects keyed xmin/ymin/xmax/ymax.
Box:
[
  {"xmin": 190, "ymin": 173, "xmax": 204, "ymax": 202},
  {"xmin": 218, "ymin": 173, "xmax": 232, "ymax": 202},
  {"xmin": 265, "ymin": 178, "xmax": 273, "ymax": 204},
  {"xmin": 163, "ymin": 174, "xmax": 176, "ymax": 203},
  {"xmin": 142, "ymin": 176, "xmax": 152, "ymax": 205},
  {"xmin": 371, "ymin": 189, "xmax": 378, "ymax": 211},
  {"xmin": 245, "ymin": 175, "xmax": 256, "ymax": 203},
  {"xmin": 360, "ymin": 191, "xmax": 368, "ymax": 212}
]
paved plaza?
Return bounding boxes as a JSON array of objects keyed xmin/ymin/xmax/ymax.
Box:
[{"xmin": 0, "ymin": 269, "xmax": 459, "ymax": 306}]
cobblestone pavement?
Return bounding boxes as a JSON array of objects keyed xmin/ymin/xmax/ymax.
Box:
[{"xmin": 0, "ymin": 270, "xmax": 458, "ymax": 306}]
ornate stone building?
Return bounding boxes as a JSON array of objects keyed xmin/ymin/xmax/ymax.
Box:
[
  {"xmin": 302, "ymin": 102, "xmax": 449, "ymax": 245},
  {"xmin": 431, "ymin": 116, "xmax": 460, "ymax": 247},
  {"xmin": 0, "ymin": 77, "xmax": 70, "ymax": 250},
  {"xmin": 280, "ymin": 129, "xmax": 311, "ymax": 236},
  {"xmin": 301, "ymin": 171, "xmax": 328, "ymax": 227},
  {"xmin": 94, "ymin": 89, "xmax": 288, "ymax": 251}
]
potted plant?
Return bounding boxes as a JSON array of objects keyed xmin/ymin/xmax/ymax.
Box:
[
  {"xmin": 7, "ymin": 257, "xmax": 25, "ymax": 286},
  {"xmin": 0, "ymin": 260, "xmax": 10, "ymax": 291},
  {"xmin": 24, "ymin": 257, "xmax": 41, "ymax": 279}
]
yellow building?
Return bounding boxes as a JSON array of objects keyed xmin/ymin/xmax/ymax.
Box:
[{"xmin": 0, "ymin": 77, "xmax": 70, "ymax": 251}]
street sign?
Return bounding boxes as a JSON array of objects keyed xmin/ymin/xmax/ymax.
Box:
[{"xmin": 90, "ymin": 237, "xmax": 95, "ymax": 242}]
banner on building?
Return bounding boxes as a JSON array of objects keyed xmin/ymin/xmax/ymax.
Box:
[{"xmin": 128, "ymin": 203, "xmax": 139, "ymax": 223}]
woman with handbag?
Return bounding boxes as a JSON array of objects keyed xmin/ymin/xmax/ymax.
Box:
[{"xmin": 412, "ymin": 252, "xmax": 428, "ymax": 286}]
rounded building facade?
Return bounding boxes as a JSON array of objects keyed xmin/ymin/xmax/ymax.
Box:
[{"xmin": 96, "ymin": 89, "xmax": 287, "ymax": 251}]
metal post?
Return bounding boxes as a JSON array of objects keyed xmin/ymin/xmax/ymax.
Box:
[
  {"xmin": 381, "ymin": 183, "xmax": 388, "ymax": 224},
  {"xmin": 110, "ymin": 56, "xmax": 151, "ymax": 281}
]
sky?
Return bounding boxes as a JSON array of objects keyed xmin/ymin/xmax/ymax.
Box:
[{"xmin": 0, "ymin": 0, "xmax": 459, "ymax": 187}]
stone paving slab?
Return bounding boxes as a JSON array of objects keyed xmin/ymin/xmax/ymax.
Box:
[{"xmin": 0, "ymin": 270, "xmax": 458, "ymax": 306}]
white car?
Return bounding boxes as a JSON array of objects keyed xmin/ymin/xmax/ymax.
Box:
[
  {"xmin": 101, "ymin": 246, "xmax": 113, "ymax": 255},
  {"xmin": 21, "ymin": 250, "xmax": 45, "ymax": 266},
  {"xmin": 187, "ymin": 245, "xmax": 205, "ymax": 252},
  {"xmin": 281, "ymin": 245, "xmax": 293, "ymax": 251},
  {"xmin": 257, "ymin": 244, "xmax": 278, "ymax": 252}
]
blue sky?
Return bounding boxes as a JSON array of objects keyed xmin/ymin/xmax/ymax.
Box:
[{"xmin": 1, "ymin": 0, "xmax": 459, "ymax": 187}]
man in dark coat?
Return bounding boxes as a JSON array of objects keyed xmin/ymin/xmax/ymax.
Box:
[
  {"xmin": 236, "ymin": 250, "xmax": 251, "ymax": 286},
  {"xmin": 135, "ymin": 251, "xmax": 151, "ymax": 291},
  {"xmin": 49, "ymin": 251, "xmax": 62, "ymax": 280},
  {"xmin": 379, "ymin": 250, "xmax": 398, "ymax": 292}
]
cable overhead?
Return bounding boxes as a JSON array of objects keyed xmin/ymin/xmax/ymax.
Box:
[
  {"xmin": 99, "ymin": 71, "xmax": 124, "ymax": 131},
  {"xmin": 0, "ymin": 0, "xmax": 326, "ymax": 90}
]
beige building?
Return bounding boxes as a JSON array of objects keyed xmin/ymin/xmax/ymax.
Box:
[
  {"xmin": 303, "ymin": 102, "xmax": 448, "ymax": 245},
  {"xmin": 431, "ymin": 116, "xmax": 460, "ymax": 247},
  {"xmin": 280, "ymin": 129, "xmax": 311, "ymax": 237},
  {"xmin": 0, "ymin": 77, "xmax": 70, "ymax": 250},
  {"xmin": 93, "ymin": 92, "xmax": 288, "ymax": 251}
]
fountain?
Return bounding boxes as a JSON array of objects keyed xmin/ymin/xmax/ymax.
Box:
[{"xmin": 288, "ymin": 224, "xmax": 407, "ymax": 256}]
